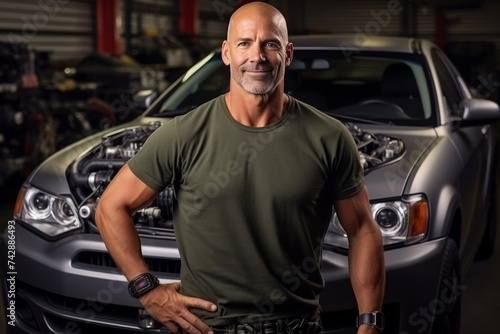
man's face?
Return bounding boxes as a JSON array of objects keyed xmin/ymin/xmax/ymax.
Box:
[{"xmin": 222, "ymin": 14, "xmax": 293, "ymax": 95}]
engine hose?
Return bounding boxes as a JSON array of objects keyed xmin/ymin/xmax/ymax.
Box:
[{"xmin": 70, "ymin": 159, "xmax": 126, "ymax": 201}]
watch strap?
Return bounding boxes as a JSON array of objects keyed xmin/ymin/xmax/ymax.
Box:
[
  {"xmin": 128, "ymin": 273, "xmax": 160, "ymax": 298},
  {"xmin": 356, "ymin": 311, "xmax": 385, "ymax": 331}
]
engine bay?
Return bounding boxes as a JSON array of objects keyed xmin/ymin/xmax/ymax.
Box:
[{"xmin": 68, "ymin": 121, "xmax": 405, "ymax": 235}]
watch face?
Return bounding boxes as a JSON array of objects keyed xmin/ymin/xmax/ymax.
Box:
[
  {"xmin": 129, "ymin": 273, "xmax": 160, "ymax": 298},
  {"xmin": 135, "ymin": 278, "xmax": 150, "ymax": 290}
]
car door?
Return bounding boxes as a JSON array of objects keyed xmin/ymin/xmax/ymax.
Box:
[{"xmin": 432, "ymin": 49, "xmax": 491, "ymax": 268}]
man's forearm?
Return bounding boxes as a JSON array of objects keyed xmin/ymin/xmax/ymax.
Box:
[
  {"xmin": 95, "ymin": 205, "xmax": 150, "ymax": 280},
  {"xmin": 348, "ymin": 229, "xmax": 385, "ymax": 313}
]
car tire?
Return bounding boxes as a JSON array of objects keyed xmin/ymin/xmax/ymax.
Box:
[
  {"xmin": 432, "ymin": 238, "xmax": 461, "ymax": 334},
  {"xmin": 475, "ymin": 170, "xmax": 497, "ymax": 260}
]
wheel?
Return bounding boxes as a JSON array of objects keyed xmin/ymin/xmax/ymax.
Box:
[{"xmin": 432, "ymin": 239, "xmax": 462, "ymax": 334}]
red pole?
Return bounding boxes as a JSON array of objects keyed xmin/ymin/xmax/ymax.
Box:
[
  {"xmin": 435, "ymin": 6, "xmax": 446, "ymax": 49},
  {"xmin": 179, "ymin": 0, "xmax": 199, "ymax": 36},
  {"xmin": 96, "ymin": 0, "xmax": 122, "ymax": 55}
]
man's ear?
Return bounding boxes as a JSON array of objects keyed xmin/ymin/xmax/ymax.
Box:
[
  {"xmin": 285, "ymin": 42, "xmax": 294, "ymax": 67},
  {"xmin": 221, "ymin": 40, "xmax": 231, "ymax": 66}
]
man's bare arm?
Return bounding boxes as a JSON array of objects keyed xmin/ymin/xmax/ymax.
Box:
[
  {"xmin": 95, "ymin": 165, "xmax": 217, "ymax": 334},
  {"xmin": 333, "ymin": 186, "xmax": 386, "ymax": 333},
  {"xmin": 95, "ymin": 164, "xmax": 157, "ymax": 279}
]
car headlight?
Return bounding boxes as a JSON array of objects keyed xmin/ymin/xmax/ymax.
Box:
[
  {"xmin": 13, "ymin": 186, "xmax": 83, "ymax": 238},
  {"xmin": 324, "ymin": 194, "xmax": 428, "ymax": 249}
]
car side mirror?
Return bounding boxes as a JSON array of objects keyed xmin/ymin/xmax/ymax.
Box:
[{"xmin": 453, "ymin": 98, "xmax": 500, "ymax": 127}]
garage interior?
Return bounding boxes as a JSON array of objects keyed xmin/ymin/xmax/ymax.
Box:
[{"xmin": 0, "ymin": 0, "xmax": 499, "ymax": 333}]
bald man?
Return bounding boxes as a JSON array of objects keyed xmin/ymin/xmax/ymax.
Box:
[{"xmin": 95, "ymin": 2, "xmax": 385, "ymax": 334}]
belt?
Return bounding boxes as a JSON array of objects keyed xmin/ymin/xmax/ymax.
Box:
[{"xmin": 211, "ymin": 314, "xmax": 324, "ymax": 334}]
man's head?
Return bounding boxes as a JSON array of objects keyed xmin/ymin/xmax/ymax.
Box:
[{"xmin": 222, "ymin": 2, "xmax": 293, "ymax": 96}]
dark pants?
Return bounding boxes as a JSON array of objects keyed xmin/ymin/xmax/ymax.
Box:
[{"xmin": 210, "ymin": 313, "xmax": 325, "ymax": 334}]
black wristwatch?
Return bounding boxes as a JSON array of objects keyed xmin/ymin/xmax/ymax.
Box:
[
  {"xmin": 128, "ymin": 273, "xmax": 160, "ymax": 298},
  {"xmin": 356, "ymin": 311, "xmax": 385, "ymax": 331}
]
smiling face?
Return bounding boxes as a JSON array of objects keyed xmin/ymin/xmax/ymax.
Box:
[{"xmin": 222, "ymin": 3, "xmax": 293, "ymax": 96}]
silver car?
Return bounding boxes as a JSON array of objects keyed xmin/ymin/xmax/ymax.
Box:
[{"xmin": 2, "ymin": 35, "xmax": 499, "ymax": 334}]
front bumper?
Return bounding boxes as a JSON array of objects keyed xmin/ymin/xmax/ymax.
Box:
[{"xmin": 1, "ymin": 224, "xmax": 447, "ymax": 334}]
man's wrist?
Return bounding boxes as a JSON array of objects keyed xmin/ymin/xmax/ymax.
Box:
[
  {"xmin": 356, "ymin": 311, "xmax": 384, "ymax": 332},
  {"xmin": 128, "ymin": 272, "xmax": 160, "ymax": 298}
]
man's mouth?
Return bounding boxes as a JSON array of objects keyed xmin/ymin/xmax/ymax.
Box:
[
  {"xmin": 243, "ymin": 65, "xmax": 273, "ymax": 72},
  {"xmin": 243, "ymin": 68, "xmax": 273, "ymax": 77}
]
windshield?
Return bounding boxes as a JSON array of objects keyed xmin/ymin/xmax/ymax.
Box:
[{"xmin": 149, "ymin": 49, "xmax": 435, "ymax": 126}]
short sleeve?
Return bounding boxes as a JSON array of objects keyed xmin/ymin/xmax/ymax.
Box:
[
  {"xmin": 329, "ymin": 124, "xmax": 365, "ymax": 200},
  {"xmin": 128, "ymin": 119, "xmax": 180, "ymax": 192}
]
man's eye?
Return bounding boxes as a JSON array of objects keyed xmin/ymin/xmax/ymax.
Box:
[{"xmin": 266, "ymin": 42, "xmax": 280, "ymax": 49}]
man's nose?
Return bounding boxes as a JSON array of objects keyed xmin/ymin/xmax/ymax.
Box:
[{"xmin": 249, "ymin": 44, "xmax": 266, "ymax": 62}]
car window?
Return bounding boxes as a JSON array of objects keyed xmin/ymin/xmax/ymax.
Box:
[
  {"xmin": 150, "ymin": 50, "xmax": 435, "ymax": 126},
  {"xmin": 157, "ymin": 53, "xmax": 229, "ymax": 114},
  {"xmin": 286, "ymin": 52, "xmax": 433, "ymax": 125},
  {"xmin": 431, "ymin": 49, "xmax": 464, "ymax": 117}
]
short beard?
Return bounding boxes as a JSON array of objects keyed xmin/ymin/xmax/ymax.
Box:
[
  {"xmin": 239, "ymin": 80, "xmax": 275, "ymax": 94},
  {"xmin": 234, "ymin": 73, "xmax": 276, "ymax": 95}
]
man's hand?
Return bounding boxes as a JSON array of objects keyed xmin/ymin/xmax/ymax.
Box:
[{"xmin": 139, "ymin": 282, "xmax": 217, "ymax": 334}]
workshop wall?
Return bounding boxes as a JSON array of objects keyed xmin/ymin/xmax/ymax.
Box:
[
  {"xmin": 0, "ymin": 1, "xmax": 497, "ymax": 62},
  {"xmin": 0, "ymin": 0, "xmax": 94, "ymax": 64},
  {"xmin": 0, "ymin": 0, "xmax": 498, "ymax": 96}
]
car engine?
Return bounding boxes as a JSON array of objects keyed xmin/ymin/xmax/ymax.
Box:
[
  {"xmin": 346, "ymin": 122, "xmax": 405, "ymax": 171},
  {"xmin": 68, "ymin": 121, "xmax": 404, "ymax": 235}
]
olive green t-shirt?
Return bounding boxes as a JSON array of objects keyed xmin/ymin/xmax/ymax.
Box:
[{"xmin": 128, "ymin": 95, "xmax": 364, "ymax": 325}]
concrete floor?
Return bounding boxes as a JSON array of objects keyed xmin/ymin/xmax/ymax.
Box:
[{"xmin": 0, "ymin": 121, "xmax": 499, "ymax": 333}]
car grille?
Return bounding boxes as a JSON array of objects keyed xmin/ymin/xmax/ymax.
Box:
[
  {"xmin": 73, "ymin": 251, "xmax": 181, "ymax": 275},
  {"xmin": 10, "ymin": 281, "xmax": 400, "ymax": 334},
  {"xmin": 12, "ymin": 281, "xmax": 166, "ymax": 333},
  {"xmin": 11, "ymin": 281, "xmax": 400, "ymax": 334}
]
